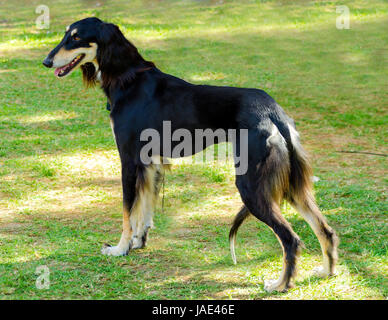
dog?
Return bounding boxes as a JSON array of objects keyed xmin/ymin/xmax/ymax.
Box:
[{"xmin": 43, "ymin": 17, "xmax": 338, "ymax": 292}]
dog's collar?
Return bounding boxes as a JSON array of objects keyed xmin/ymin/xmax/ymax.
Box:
[{"xmin": 136, "ymin": 66, "xmax": 153, "ymax": 73}]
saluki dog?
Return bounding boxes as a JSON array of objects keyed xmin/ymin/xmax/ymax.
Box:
[{"xmin": 43, "ymin": 17, "xmax": 338, "ymax": 292}]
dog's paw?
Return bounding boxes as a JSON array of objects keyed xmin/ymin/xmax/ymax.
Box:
[
  {"xmin": 263, "ymin": 279, "xmax": 289, "ymax": 293},
  {"xmin": 313, "ymin": 266, "xmax": 336, "ymax": 278},
  {"xmin": 130, "ymin": 236, "xmax": 144, "ymax": 250},
  {"xmin": 101, "ymin": 244, "xmax": 129, "ymax": 256}
]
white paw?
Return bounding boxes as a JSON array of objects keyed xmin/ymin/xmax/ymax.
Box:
[
  {"xmin": 101, "ymin": 244, "xmax": 128, "ymax": 256},
  {"xmin": 131, "ymin": 236, "xmax": 143, "ymax": 249},
  {"xmin": 313, "ymin": 266, "xmax": 335, "ymax": 278},
  {"xmin": 264, "ymin": 279, "xmax": 286, "ymax": 293}
]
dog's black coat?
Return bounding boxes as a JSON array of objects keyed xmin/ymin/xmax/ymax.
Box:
[{"xmin": 43, "ymin": 17, "xmax": 338, "ymax": 291}]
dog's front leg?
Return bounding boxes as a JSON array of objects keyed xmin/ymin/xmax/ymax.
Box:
[{"xmin": 101, "ymin": 158, "xmax": 137, "ymax": 256}]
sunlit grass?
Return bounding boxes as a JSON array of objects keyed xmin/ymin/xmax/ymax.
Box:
[{"xmin": 0, "ymin": 0, "xmax": 387, "ymax": 299}]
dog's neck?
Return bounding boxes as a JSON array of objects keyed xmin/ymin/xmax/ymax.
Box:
[
  {"xmin": 100, "ymin": 65, "xmax": 154, "ymax": 110},
  {"xmin": 98, "ymin": 62, "xmax": 154, "ymax": 90}
]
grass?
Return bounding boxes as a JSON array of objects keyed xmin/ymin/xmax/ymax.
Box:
[{"xmin": 0, "ymin": 0, "xmax": 387, "ymax": 299}]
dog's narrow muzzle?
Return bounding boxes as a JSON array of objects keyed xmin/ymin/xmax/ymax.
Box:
[{"xmin": 43, "ymin": 57, "xmax": 53, "ymax": 68}]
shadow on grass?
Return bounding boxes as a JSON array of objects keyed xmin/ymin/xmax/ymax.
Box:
[{"xmin": 1, "ymin": 176, "xmax": 386, "ymax": 298}]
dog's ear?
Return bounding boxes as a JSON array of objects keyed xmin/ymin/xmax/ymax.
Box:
[
  {"xmin": 97, "ymin": 23, "xmax": 121, "ymax": 47},
  {"xmin": 97, "ymin": 23, "xmax": 131, "ymax": 69},
  {"xmin": 96, "ymin": 23, "xmax": 144, "ymax": 87},
  {"xmin": 95, "ymin": 22, "xmax": 154, "ymax": 88},
  {"xmin": 96, "ymin": 23, "xmax": 124, "ymax": 67}
]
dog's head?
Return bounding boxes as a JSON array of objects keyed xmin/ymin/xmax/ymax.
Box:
[
  {"xmin": 43, "ymin": 17, "xmax": 152, "ymax": 87},
  {"xmin": 43, "ymin": 17, "xmax": 103, "ymax": 79}
]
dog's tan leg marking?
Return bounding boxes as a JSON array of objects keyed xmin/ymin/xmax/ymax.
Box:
[
  {"xmin": 264, "ymin": 233, "xmax": 289, "ymax": 292},
  {"xmin": 296, "ymin": 204, "xmax": 338, "ymax": 277},
  {"xmin": 130, "ymin": 162, "xmax": 165, "ymax": 249},
  {"xmin": 287, "ymin": 123, "xmax": 338, "ymax": 277},
  {"xmin": 101, "ymin": 207, "xmax": 132, "ymax": 256},
  {"xmin": 102, "ymin": 159, "xmax": 168, "ymax": 256},
  {"xmin": 129, "ymin": 185, "xmax": 151, "ymax": 249}
]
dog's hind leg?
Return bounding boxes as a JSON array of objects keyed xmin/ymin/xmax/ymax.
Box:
[
  {"xmin": 236, "ymin": 175, "xmax": 301, "ymax": 292},
  {"xmin": 293, "ymin": 199, "xmax": 338, "ymax": 277},
  {"xmin": 235, "ymin": 123, "xmax": 301, "ymax": 292},
  {"xmin": 286, "ymin": 124, "xmax": 338, "ymax": 277}
]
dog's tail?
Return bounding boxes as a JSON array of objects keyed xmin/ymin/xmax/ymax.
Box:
[
  {"xmin": 285, "ymin": 123, "xmax": 314, "ymax": 204},
  {"xmin": 229, "ymin": 205, "xmax": 250, "ymax": 264}
]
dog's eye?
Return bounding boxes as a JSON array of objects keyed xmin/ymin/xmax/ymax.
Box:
[{"xmin": 72, "ymin": 34, "xmax": 81, "ymax": 41}]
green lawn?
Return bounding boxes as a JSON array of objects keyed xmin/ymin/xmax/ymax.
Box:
[{"xmin": 0, "ymin": 0, "xmax": 387, "ymax": 299}]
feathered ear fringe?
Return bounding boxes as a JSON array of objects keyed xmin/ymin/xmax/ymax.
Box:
[
  {"xmin": 96, "ymin": 23, "xmax": 154, "ymax": 90},
  {"xmin": 81, "ymin": 63, "xmax": 97, "ymax": 88}
]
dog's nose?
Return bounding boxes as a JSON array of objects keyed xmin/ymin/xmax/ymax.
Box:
[{"xmin": 42, "ymin": 57, "xmax": 53, "ymax": 68}]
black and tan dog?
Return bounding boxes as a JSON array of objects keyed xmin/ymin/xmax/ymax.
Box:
[{"xmin": 43, "ymin": 17, "xmax": 338, "ymax": 292}]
